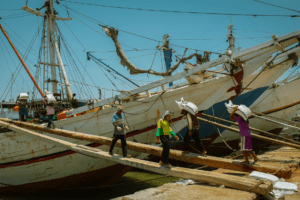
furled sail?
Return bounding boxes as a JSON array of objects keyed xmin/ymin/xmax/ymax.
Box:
[{"xmin": 104, "ymin": 27, "xmax": 198, "ymax": 76}]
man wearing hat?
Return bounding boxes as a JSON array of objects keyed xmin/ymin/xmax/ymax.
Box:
[
  {"xmin": 16, "ymin": 94, "xmax": 29, "ymax": 122},
  {"xmin": 155, "ymin": 110, "xmax": 179, "ymax": 167},
  {"xmin": 175, "ymin": 97, "xmax": 206, "ymax": 156},
  {"xmin": 109, "ymin": 106, "xmax": 131, "ymax": 158}
]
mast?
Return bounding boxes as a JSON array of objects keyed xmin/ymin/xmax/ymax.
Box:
[
  {"xmin": 227, "ymin": 24, "xmax": 235, "ymax": 53},
  {"xmin": 22, "ymin": 0, "xmax": 73, "ymax": 102},
  {"xmin": 0, "ymin": 24, "xmax": 44, "ymax": 97},
  {"xmin": 46, "ymin": 0, "xmax": 58, "ymax": 95}
]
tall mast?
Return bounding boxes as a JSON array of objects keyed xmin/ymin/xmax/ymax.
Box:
[
  {"xmin": 22, "ymin": 0, "xmax": 73, "ymax": 101},
  {"xmin": 227, "ymin": 24, "xmax": 235, "ymax": 53},
  {"xmin": 46, "ymin": 0, "xmax": 58, "ymax": 94}
]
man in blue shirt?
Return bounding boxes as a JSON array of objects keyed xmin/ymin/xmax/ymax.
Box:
[{"xmin": 109, "ymin": 106, "xmax": 131, "ymax": 158}]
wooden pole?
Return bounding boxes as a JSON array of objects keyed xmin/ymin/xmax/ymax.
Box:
[
  {"xmin": 201, "ymin": 113, "xmax": 300, "ymax": 146},
  {"xmin": 0, "ymin": 24, "xmax": 43, "ymax": 97},
  {"xmin": 0, "ymin": 120, "xmax": 273, "ymax": 195},
  {"xmin": 197, "ymin": 116, "xmax": 300, "ymax": 150},
  {"xmin": 0, "ymin": 118, "xmax": 295, "ymax": 178}
]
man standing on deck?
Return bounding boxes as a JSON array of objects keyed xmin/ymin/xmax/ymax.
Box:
[
  {"xmin": 155, "ymin": 111, "xmax": 179, "ymax": 168},
  {"xmin": 16, "ymin": 93, "xmax": 29, "ymax": 122},
  {"xmin": 109, "ymin": 106, "xmax": 131, "ymax": 158},
  {"xmin": 181, "ymin": 109, "xmax": 207, "ymax": 156},
  {"xmin": 229, "ymin": 106, "xmax": 259, "ymax": 164},
  {"xmin": 43, "ymin": 92, "xmax": 57, "ymax": 128}
]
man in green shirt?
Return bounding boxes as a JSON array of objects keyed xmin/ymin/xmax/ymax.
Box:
[{"xmin": 155, "ymin": 110, "xmax": 179, "ymax": 167}]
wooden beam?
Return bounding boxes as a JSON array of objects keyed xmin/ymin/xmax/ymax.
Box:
[
  {"xmin": 201, "ymin": 113, "xmax": 300, "ymax": 146},
  {"xmin": 0, "ymin": 120, "xmax": 272, "ymax": 195},
  {"xmin": 0, "ymin": 118, "xmax": 294, "ymax": 178},
  {"xmin": 197, "ymin": 116, "xmax": 300, "ymax": 151}
]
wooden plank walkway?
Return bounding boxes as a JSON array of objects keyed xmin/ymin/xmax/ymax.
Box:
[
  {"xmin": 0, "ymin": 120, "xmax": 273, "ymax": 195},
  {"xmin": 0, "ymin": 118, "xmax": 295, "ymax": 178}
]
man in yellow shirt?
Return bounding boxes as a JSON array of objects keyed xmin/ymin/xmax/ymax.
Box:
[{"xmin": 155, "ymin": 111, "xmax": 179, "ymax": 167}]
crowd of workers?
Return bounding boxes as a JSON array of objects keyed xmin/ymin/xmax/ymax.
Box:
[
  {"xmin": 107, "ymin": 98, "xmax": 257, "ymax": 167},
  {"xmin": 15, "ymin": 91, "xmax": 257, "ymax": 167}
]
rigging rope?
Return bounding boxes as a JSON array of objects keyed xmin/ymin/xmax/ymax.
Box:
[
  {"xmin": 253, "ymin": 0, "xmax": 300, "ymax": 14},
  {"xmin": 212, "ymin": 105, "xmax": 237, "ymax": 152},
  {"xmin": 58, "ymin": 3, "xmax": 222, "ymax": 55},
  {"xmin": 0, "ymin": 21, "xmax": 42, "ymax": 100},
  {"xmin": 59, "ymin": 28, "xmax": 96, "ymax": 98},
  {"xmin": 59, "ymin": 0, "xmax": 300, "ymax": 17},
  {"xmin": 249, "ymin": 64, "xmax": 300, "ymax": 109}
]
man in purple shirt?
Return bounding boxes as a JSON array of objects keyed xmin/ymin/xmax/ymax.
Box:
[{"xmin": 229, "ymin": 106, "xmax": 259, "ymax": 164}]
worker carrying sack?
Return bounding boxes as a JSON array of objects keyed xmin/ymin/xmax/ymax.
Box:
[
  {"xmin": 175, "ymin": 97, "xmax": 198, "ymax": 115},
  {"xmin": 225, "ymin": 100, "xmax": 252, "ymax": 121},
  {"xmin": 18, "ymin": 93, "xmax": 30, "ymax": 100},
  {"xmin": 44, "ymin": 90, "xmax": 57, "ymax": 104}
]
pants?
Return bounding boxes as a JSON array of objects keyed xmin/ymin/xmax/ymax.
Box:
[
  {"xmin": 184, "ymin": 129, "xmax": 205, "ymax": 151},
  {"xmin": 19, "ymin": 115, "xmax": 27, "ymax": 122},
  {"xmin": 241, "ymin": 136, "xmax": 252, "ymax": 151},
  {"xmin": 109, "ymin": 135, "xmax": 128, "ymax": 157},
  {"xmin": 160, "ymin": 135, "xmax": 170, "ymax": 164},
  {"xmin": 47, "ymin": 115, "xmax": 54, "ymax": 128}
]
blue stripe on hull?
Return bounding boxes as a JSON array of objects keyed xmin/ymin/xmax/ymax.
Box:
[{"xmin": 171, "ymin": 86, "xmax": 269, "ymax": 146}]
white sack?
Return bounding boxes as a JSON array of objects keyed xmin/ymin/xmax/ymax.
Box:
[
  {"xmin": 18, "ymin": 93, "xmax": 30, "ymax": 100},
  {"xmin": 225, "ymin": 100, "xmax": 252, "ymax": 121},
  {"xmin": 273, "ymin": 181, "xmax": 298, "ymax": 192},
  {"xmin": 175, "ymin": 97, "xmax": 198, "ymax": 115},
  {"xmin": 249, "ymin": 171, "xmax": 279, "ymax": 185}
]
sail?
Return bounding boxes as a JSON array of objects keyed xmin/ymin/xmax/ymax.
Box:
[{"xmin": 104, "ymin": 27, "xmax": 197, "ymax": 76}]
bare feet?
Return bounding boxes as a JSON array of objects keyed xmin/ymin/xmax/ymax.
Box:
[
  {"xmin": 164, "ymin": 163, "xmax": 171, "ymax": 168},
  {"xmin": 201, "ymin": 150, "xmax": 207, "ymax": 156},
  {"xmin": 243, "ymin": 151, "xmax": 250, "ymax": 164},
  {"xmin": 248, "ymin": 152, "xmax": 253, "ymax": 159}
]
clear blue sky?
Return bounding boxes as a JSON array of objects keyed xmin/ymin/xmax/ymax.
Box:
[{"xmin": 0, "ymin": 0, "xmax": 299, "ymax": 101}]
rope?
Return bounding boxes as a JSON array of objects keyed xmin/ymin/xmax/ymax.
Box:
[
  {"xmin": 253, "ymin": 0, "xmax": 300, "ymax": 14},
  {"xmin": 249, "ymin": 180, "xmax": 267, "ymax": 192},
  {"xmin": 59, "ymin": 0, "xmax": 300, "ymax": 17},
  {"xmin": 0, "ymin": 21, "xmax": 43, "ymax": 100},
  {"xmin": 59, "ymin": 28, "xmax": 97, "ymax": 98},
  {"xmin": 269, "ymin": 166, "xmax": 290, "ymax": 175},
  {"xmin": 148, "ymin": 42, "xmax": 159, "ymax": 77},
  {"xmin": 251, "ymin": 64, "xmax": 300, "ymax": 109},
  {"xmin": 58, "ymin": 3, "xmax": 222, "ymax": 55},
  {"xmin": 236, "ymin": 53, "xmax": 281, "ymax": 98},
  {"xmin": 123, "ymin": 91, "xmax": 166, "ymax": 115},
  {"xmin": 212, "ymin": 106, "xmax": 237, "ymax": 152}
]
